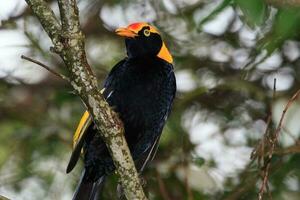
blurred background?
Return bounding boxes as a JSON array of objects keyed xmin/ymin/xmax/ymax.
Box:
[{"xmin": 0, "ymin": 0, "xmax": 300, "ymax": 199}]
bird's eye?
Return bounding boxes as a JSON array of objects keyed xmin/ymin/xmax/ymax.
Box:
[{"xmin": 143, "ymin": 29, "xmax": 150, "ymax": 37}]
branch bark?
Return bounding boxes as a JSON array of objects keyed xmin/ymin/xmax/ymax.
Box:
[{"xmin": 24, "ymin": 0, "xmax": 147, "ymax": 199}]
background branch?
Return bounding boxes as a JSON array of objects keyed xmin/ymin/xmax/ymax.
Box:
[
  {"xmin": 24, "ymin": 0, "xmax": 147, "ymax": 199},
  {"xmin": 21, "ymin": 55, "xmax": 70, "ymax": 82},
  {"xmin": 24, "ymin": 0, "xmax": 62, "ymax": 51}
]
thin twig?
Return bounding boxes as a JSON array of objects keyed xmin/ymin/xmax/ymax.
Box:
[
  {"xmin": 156, "ymin": 171, "xmax": 172, "ymax": 200},
  {"xmin": 251, "ymin": 79, "xmax": 276, "ymax": 162},
  {"xmin": 256, "ymin": 78, "xmax": 276, "ymax": 200},
  {"xmin": 258, "ymin": 87, "xmax": 300, "ymax": 200},
  {"xmin": 0, "ymin": 195, "xmax": 10, "ymax": 200},
  {"xmin": 271, "ymin": 89, "xmax": 300, "ymax": 151},
  {"xmin": 21, "ymin": 55, "xmax": 70, "ymax": 82},
  {"xmin": 274, "ymin": 142, "xmax": 300, "ymax": 155}
]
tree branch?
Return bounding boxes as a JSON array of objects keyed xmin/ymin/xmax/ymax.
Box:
[
  {"xmin": 24, "ymin": 0, "xmax": 147, "ymax": 199},
  {"xmin": 21, "ymin": 55, "xmax": 70, "ymax": 82},
  {"xmin": 255, "ymin": 88, "xmax": 300, "ymax": 200},
  {"xmin": 24, "ymin": 0, "xmax": 63, "ymax": 52}
]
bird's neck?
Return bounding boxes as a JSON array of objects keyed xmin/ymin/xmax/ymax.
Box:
[
  {"xmin": 157, "ymin": 42, "xmax": 173, "ymax": 63},
  {"xmin": 126, "ymin": 42, "xmax": 173, "ymax": 64}
]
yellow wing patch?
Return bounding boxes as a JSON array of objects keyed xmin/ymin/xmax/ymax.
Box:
[
  {"xmin": 72, "ymin": 88, "xmax": 105, "ymax": 148},
  {"xmin": 73, "ymin": 110, "xmax": 92, "ymax": 148}
]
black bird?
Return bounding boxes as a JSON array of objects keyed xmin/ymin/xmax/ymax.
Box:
[{"xmin": 66, "ymin": 22, "xmax": 176, "ymax": 200}]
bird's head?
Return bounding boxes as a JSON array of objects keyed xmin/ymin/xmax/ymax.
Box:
[{"xmin": 115, "ymin": 22, "xmax": 173, "ymax": 63}]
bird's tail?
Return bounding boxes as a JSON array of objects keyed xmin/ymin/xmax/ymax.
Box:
[{"xmin": 72, "ymin": 169, "xmax": 106, "ymax": 200}]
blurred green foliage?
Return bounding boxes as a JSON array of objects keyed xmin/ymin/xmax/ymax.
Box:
[
  {"xmin": 235, "ymin": 0, "xmax": 267, "ymax": 27},
  {"xmin": 259, "ymin": 8, "xmax": 300, "ymax": 53}
]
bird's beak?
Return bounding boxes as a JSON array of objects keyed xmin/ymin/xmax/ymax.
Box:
[{"xmin": 115, "ymin": 27, "xmax": 138, "ymax": 38}]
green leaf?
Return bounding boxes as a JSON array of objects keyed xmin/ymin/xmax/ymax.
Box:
[
  {"xmin": 235, "ymin": 0, "xmax": 267, "ymax": 27},
  {"xmin": 193, "ymin": 156, "xmax": 205, "ymax": 167},
  {"xmin": 258, "ymin": 8, "xmax": 300, "ymax": 54},
  {"xmin": 274, "ymin": 8, "xmax": 300, "ymax": 38}
]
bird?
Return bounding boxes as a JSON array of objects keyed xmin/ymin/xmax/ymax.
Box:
[{"xmin": 66, "ymin": 22, "xmax": 176, "ymax": 200}]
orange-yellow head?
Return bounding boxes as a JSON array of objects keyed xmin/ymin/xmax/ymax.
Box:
[{"xmin": 115, "ymin": 22, "xmax": 173, "ymax": 64}]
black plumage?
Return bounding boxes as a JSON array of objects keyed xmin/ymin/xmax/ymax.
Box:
[{"xmin": 68, "ymin": 23, "xmax": 176, "ymax": 200}]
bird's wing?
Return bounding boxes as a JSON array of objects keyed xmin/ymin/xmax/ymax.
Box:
[
  {"xmin": 135, "ymin": 135, "xmax": 161, "ymax": 173},
  {"xmin": 135, "ymin": 65, "xmax": 176, "ymax": 172},
  {"xmin": 73, "ymin": 110, "xmax": 92, "ymax": 148},
  {"xmin": 66, "ymin": 110, "xmax": 93, "ymax": 173},
  {"xmin": 66, "ymin": 88, "xmax": 107, "ymax": 173},
  {"xmin": 66, "ymin": 60, "xmax": 126, "ymax": 174}
]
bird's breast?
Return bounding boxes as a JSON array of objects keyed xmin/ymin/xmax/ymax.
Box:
[{"xmin": 106, "ymin": 58, "xmax": 173, "ymax": 136}]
